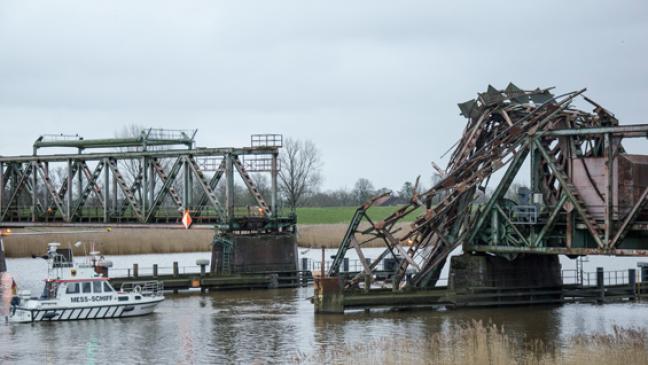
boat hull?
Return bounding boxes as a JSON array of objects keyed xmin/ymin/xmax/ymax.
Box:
[{"xmin": 9, "ymin": 298, "xmax": 164, "ymax": 323}]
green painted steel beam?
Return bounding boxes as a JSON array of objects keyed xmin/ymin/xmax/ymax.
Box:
[
  {"xmin": 466, "ymin": 244, "xmax": 648, "ymax": 257},
  {"xmin": 34, "ymin": 137, "xmax": 193, "ymax": 150},
  {"xmin": 1, "ymin": 146, "xmax": 279, "ymax": 163},
  {"xmin": 468, "ymin": 144, "xmax": 529, "ymax": 243}
]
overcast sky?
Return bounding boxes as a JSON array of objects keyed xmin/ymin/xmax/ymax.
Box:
[{"xmin": 1, "ymin": 1, "xmax": 647, "ymax": 191}]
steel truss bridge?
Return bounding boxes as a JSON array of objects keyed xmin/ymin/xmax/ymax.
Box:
[
  {"xmin": 329, "ymin": 84, "xmax": 648, "ymax": 289},
  {"xmin": 0, "ymin": 130, "xmax": 285, "ymax": 228}
]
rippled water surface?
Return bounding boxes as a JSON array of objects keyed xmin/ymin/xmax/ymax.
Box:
[{"xmin": 3, "ymin": 252, "xmax": 648, "ymax": 364}]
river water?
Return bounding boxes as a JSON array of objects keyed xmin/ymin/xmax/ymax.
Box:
[{"xmin": 2, "ymin": 251, "xmax": 648, "ymax": 364}]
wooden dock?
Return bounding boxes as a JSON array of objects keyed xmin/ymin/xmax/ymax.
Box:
[
  {"xmin": 313, "ymin": 278, "xmax": 648, "ymax": 314},
  {"xmin": 110, "ymin": 270, "xmax": 312, "ymax": 292}
]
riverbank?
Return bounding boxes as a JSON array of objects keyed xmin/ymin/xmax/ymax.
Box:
[
  {"xmin": 300, "ymin": 320, "xmax": 648, "ymax": 365},
  {"xmin": 1, "ymin": 224, "xmax": 383, "ymax": 257}
]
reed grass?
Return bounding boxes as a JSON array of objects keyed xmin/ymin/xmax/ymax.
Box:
[
  {"xmin": 295, "ymin": 320, "xmax": 648, "ymax": 365},
  {"xmin": 2, "ymin": 228, "xmax": 213, "ymax": 257},
  {"xmin": 2, "ymin": 223, "xmax": 393, "ymax": 258}
]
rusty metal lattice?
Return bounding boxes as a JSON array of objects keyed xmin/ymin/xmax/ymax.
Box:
[{"xmin": 329, "ymin": 83, "xmax": 648, "ymax": 290}]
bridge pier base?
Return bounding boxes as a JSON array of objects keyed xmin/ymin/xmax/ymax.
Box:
[
  {"xmin": 211, "ymin": 232, "xmax": 298, "ymax": 275},
  {"xmin": 449, "ymin": 253, "xmax": 562, "ymax": 289},
  {"xmin": 314, "ymin": 253, "xmax": 565, "ymax": 314}
]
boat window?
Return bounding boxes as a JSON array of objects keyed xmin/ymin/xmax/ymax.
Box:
[
  {"xmin": 93, "ymin": 281, "xmax": 102, "ymax": 293},
  {"xmin": 82, "ymin": 282, "xmax": 92, "ymax": 293},
  {"xmin": 66, "ymin": 283, "xmax": 80, "ymax": 294},
  {"xmin": 103, "ymin": 282, "xmax": 114, "ymax": 292}
]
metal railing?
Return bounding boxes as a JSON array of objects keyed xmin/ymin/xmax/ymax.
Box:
[
  {"xmin": 120, "ymin": 281, "xmax": 164, "ymax": 297},
  {"xmin": 111, "ymin": 265, "xmax": 201, "ymax": 278},
  {"xmin": 251, "ymin": 134, "xmax": 283, "ymax": 148}
]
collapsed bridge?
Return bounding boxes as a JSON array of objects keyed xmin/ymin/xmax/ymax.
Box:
[{"xmin": 317, "ymin": 84, "xmax": 648, "ymax": 312}]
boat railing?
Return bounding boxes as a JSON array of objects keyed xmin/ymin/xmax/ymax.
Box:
[{"xmin": 120, "ymin": 281, "xmax": 164, "ymax": 297}]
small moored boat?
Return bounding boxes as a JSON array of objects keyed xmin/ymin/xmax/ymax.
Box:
[{"xmin": 8, "ymin": 243, "xmax": 164, "ymax": 323}]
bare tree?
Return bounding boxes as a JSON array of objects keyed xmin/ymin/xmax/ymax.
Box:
[
  {"xmin": 352, "ymin": 178, "xmax": 375, "ymax": 204},
  {"xmin": 279, "ymin": 138, "xmax": 322, "ymax": 210},
  {"xmin": 115, "ymin": 124, "xmax": 146, "ymax": 183}
]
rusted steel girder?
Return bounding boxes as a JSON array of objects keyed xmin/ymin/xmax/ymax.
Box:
[{"xmin": 329, "ymin": 83, "xmax": 648, "ymax": 290}]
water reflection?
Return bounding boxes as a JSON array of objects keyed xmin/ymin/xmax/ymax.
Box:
[{"xmin": 4, "ymin": 254, "xmax": 648, "ymax": 364}]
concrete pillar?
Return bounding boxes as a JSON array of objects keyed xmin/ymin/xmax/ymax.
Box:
[
  {"xmin": 133, "ymin": 263, "xmax": 139, "ymax": 278},
  {"xmin": 153, "ymin": 264, "xmax": 158, "ymax": 278},
  {"xmin": 301, "ymin": 258, "xmax": 309, "ymax": 272},
  {"xmin": 343, "ymin": 258, "xmax": 349, "ymax": 273},
  {"xmin": 313, "ymin": 277, "xmax": 344, "ymax": 314}
]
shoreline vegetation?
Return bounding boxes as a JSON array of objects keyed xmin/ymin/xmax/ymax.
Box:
[
  {"xmin": 2, "ymin": 206, "xmax": 408, "ymax": 258},
  {"xmin": 296, "ymin": 320, "xmax": 648, "ymax": 365},
  {"xmin": 2, "ymin": 224, "xmax": 384, "ymax": 258}
]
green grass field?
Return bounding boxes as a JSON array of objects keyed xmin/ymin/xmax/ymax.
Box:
[{"xmin": 295, "ymin": 206, "xmax": 424, "ymax": 225}]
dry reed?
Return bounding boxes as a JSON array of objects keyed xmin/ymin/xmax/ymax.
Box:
[
  {"xmin": 2, "ymin": 224, "xmax": 381, "ymax": 257},
  {"xmin": 294, "ymin": 320, "xmax": 648, "ymax": 365}
]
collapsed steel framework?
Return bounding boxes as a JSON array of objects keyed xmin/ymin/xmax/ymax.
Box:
[
  {"xmin": 0, "ymin": 130, "xmax": 285, "ymax": 227},
  {"xmin": 329, "ymin": 84, "xmax": 648, "ymax": 289}
]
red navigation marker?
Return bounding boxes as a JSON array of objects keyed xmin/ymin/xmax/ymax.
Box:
[{"xmin": 182, "ymin": 210, "xmax": 193, "ymax": 229}]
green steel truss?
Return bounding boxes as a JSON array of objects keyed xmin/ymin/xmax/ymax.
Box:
[{"xmin": 0, "ymin": 134, "xmax": 283, "ymax": 226}]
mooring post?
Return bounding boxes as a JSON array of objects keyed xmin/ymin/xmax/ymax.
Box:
[
  {"xmin": 449, "ymin": 272, "xmax": 455, "ymax": 291},
  {"xmin": 133, "ymin": 263, "xmax": 139, "ymax": 278},
  {"xmin": 196, "ymin": 259, "xmax": 209, "ymax": 294},
  {"xmin": 597, "ymin": 267, "xmax": 605, "ymax": 304},
  {"xmin": 629, "ymin": 269, "xmax": 637, "ymax": 300},
  {"xmin": 172, "ymin": 261, "xmax": 179, "ymax": 294},
  {"xmin": 153, "ymin": 264, "xmax": 158, "ymax": 278},
  {"xmin": 320, "ymin": 246, "xmax": 325, "ymax": 278}
]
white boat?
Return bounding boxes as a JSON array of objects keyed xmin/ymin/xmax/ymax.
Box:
[{"xmin": 8, "ymin": 243, "xmax": 164, "ymax": 323}]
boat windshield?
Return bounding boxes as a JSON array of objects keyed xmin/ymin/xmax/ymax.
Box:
[{"xmin": 103, "ymin": 282, "xmax": 114, "ymax": 292}]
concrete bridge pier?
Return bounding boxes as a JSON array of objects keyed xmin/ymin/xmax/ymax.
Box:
[
  {"xmin": 314, "ymin": 253, "xmax": 564, "ymax": 314},
  {"xmin": 211, "ymin": 232, "xmax": 298, "ymax": 275}
]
